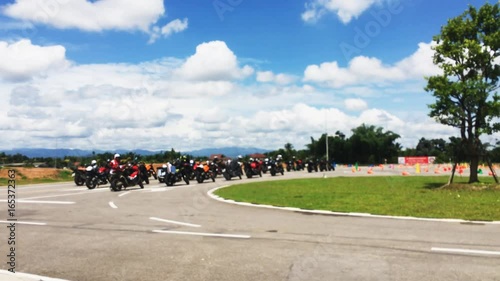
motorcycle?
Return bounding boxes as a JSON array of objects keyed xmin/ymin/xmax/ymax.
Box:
[
  {"xmin": 271, "ymin": 160, "xmax": 285, "ymax": 176},
  {"xmin": 194, "ymin": 162, "xmax": 216, "ymax": 183},
  {"xmin": 319, "ymin": 159, "xmax": 328, "ymax": 172},
  {"xmin": 165, "ymin": 162, "xmax": 190, "ymax": 186},
  {"xmin": 109, "ymin": 165, "xmax": 145, "ymax": 192},
  {"xmin": 71, "ymin": 166, "xmax": 86, "ymax": 186},
  {"xmin": 306, "ymin": 159, "xmax": 318, "ymax": 173},
  {"xmin": 146, "ymin": 163, "xmax": 157, "ymax": 179},
  {"xmin": 244, "ymin": 160, "xmax": 262, "ymax": 178},
  {"xmin": 85, "ymin": 165, "xmax": 110, "ymax": 189},
  {"xmin": 286, "ymin": 160, "xmax": 294, "ymax": 172},
  {"xmin": 157, "ymin": 165, "xmax": 167, "ymax": 183},
  {"xmin": 138, "ymin": 162, "xmax": 150, "ymax": 184},
  {"xmin": 261, "ymin": 159, "xmax": 270, "ymax": 174},
  {"xmin": 222, "ymin": 160, "xmax": 243, "ymax": 180}
]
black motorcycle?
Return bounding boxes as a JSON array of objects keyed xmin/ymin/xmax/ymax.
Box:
[
  {"xmin": 71, "ymin": 166, "xmax": 86, "ymax": 186},
  {"xmin": 286, "ymin": 160, "xmax": 294, "ymax": 172},
  {"xmin": 319, "ymin": 159, "xmax": 328, "ymax": 172},
  {"xmin": 138, "ymin": 162, "xmax": 150, "ymax": 184},
  {"xmin": 261, "ymin": 159, "xmax": 270, "ymax": 174},
  {"xmin": 165, "ymin": 163, "xmax": 190, "ymax": 186},
  {"xmin": 85, "ymin": 166, "xmax": 110, "ymax": 189},
  {"xmin": 109, "ymin": 166, "xmax": 145, "ymax": 192},
  {"xmin": 306, "ymin": 159, "xmax": 318, "ymax": 173},
  {"xmin": 222, "ymin": 160, "xmax": 243, "ymax": 180}
]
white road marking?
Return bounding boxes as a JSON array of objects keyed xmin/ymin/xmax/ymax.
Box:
[
  {"xmin": 152, "ymin": 230, "xmax": 250, "ymax": 239},
  {"xmin": 0, "ymin": 199, "xmax": 74, "ymax": 205},
  {"xmin": 109, "ymin": 201, "xmax": 118, "ymax": 209},
  {"xmin": 0, "ymin": 269, "xmax": 70, "ymax": 280},
  {"xmin": 118, "ymin": 191, "xmax": 131, "ymax": 197},
  {"xmin": 431, "ymin": 247, "xmax": 500, "ymax": 256},
  {"xmin": 149, "ymin": 217, "xmax": 201, "ymax": 228},
  {"xmin": 22, "ymin": 189, "xmax": 108, "ymax": 200},
  {"xmin": 0, "ymin": 220, "xmax": 46, "ymax": 226}
]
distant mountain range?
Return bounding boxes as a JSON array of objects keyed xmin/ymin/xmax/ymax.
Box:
[{"xmin": 1, "ymin": 147, "xmax": 271, "ymax": 158}]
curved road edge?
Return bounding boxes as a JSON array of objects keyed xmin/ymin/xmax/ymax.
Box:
[{"xmin": 207, "ymin": 185, "xmax": 500, "ymax": 225}]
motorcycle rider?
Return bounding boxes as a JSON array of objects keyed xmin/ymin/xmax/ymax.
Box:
[
  {"xmin": 109, "ymin": 154, "xmax": 122, "ymax": 174},
  {"xmin": 128, "ymin": 161, "xmax": 140, "ymax": 180}
]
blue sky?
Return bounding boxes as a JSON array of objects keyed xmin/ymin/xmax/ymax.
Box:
[{"xmin": 0, "ymin": 0, "xmax": 498, "ymax": 152}]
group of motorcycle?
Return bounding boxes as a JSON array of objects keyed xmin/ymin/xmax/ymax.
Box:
[
  {"xmin": 71, "ymin": 161, "xmax": 157, "ymax": 191},
  {"xmin": 71, "ymin": 155, "xmax": 334, "ymax": 192}
]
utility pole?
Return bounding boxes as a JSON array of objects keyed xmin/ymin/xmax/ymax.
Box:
[{"xmin": 325, "ymin": 110, "xmax": 329, "ymax": 162}]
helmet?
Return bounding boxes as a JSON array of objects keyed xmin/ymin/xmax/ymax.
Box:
[
  {"xmin": 238, "ymin": 155, "xmax": 243, "ymax": 159},
  {"xmin": 214, "ymin": 155, "xmax": 218, "ymax": 159},
  {"xmin": 277, "ymin": 154, "xmax": 282, "ymax": 159},
  {"xmin": 190, "ymin": 159, "xmax": 194, "ymax": 164},
  {"xmin": 114, "ymin": 153, "xmax": 120, "ymax": 158},
  {"xmin": 162, "ymin": 164, "xmax": 167, "ymax": 168},
  {"xmin": 265, "ymin": 158, "xmax": 269, "ymax": 162},
  {"xmin": 91, "ymin": 160, "xmax": 97, "ymax": 165},
  {"xmin": 249, "ymin": 158, "xmax": 254, "ymax": 161}
]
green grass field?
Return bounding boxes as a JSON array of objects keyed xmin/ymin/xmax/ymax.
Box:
[{"xmin": 214, "ymin": 176, "xmax": 500, "ymax": 221}]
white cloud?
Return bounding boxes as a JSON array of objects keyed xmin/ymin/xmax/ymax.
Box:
[
  {"xmin": 161, "ymin": 18, "xmax": 188, "ymax": 37},
  {"xmin": 304, "ymin": 42, "xmax": 440, "ymax": 88},
  {"xmin": 344, "ymin": 98, "xmax": 368, "ymax": 111},
  {"xmin": 175, "ymin": 41, "xmax": 254, "ymax": 81},
  {"xmin": 2, "ymin": 0, "xmax": 165, "ymax": 32},
  {"xmin": 0, "ymin": 39, "xmax": 471, "ymax": 152},
  {"xmin": 149, "ymin": 18, "xmax": 189, "ymax": 44},
  {"xmin": 256, "ymin": 71, "xmax": 295, "ymax": 85},
  {"xmin": 302, "ymin": 0, "xmax": 381, "ymax": 24},
  {"xmin": 0, "ymin": 39, "xmax": 70, "ymax": 82}
]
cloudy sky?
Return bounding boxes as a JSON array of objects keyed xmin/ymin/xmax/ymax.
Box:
[{"xmin": 0, "ymin": 0, "xmax": 497, "ymax": 152}]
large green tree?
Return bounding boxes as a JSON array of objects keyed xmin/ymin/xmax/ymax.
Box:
[{"xmin": 425, "ymin": 3, "xmax": 500, "ymax": 183}]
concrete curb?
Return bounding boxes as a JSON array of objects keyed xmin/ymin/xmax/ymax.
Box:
[{"xmin": 207, "ymin": 186, "xmax": 500, "ymax": 225}]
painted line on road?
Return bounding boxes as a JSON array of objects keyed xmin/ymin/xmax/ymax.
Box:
[
  {"xmin": 207, "ymin": 186, "xmax": 500, "ymax": 225},
  {"xmin": 0, "ymin": 269, "xmax": 70, "ymax": 281},
  {"xmin": 150, "ymin": 217, "xmax": 201, "ymax": 228},
  {"xmin": 431, "ymin": 247, "xmax": 500, "ymax": 256},
  {"xmin": 22, "ymin": 189, "xmax": 108, "ymax": 200},
  {"xmin": 0, "ymin": 220, "xmax": 46, "ymax": 226},
  {"xmin": 0, "ymin": 199, "xmax": 74, "ymax": 205},
  {"xmin": 109, "ymin": 201, "xmax": 118, "ymax": 209},
  {"xmin": 118, "ymin": 191, "xmax": 131, "ymax": 197},
  {"xmin": 152, "ymin": 230, "xmax": 250, "ymax": 239}
]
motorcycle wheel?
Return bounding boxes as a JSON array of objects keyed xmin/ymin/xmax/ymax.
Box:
[
  {"xmin": 165, "ymin": 175, "xmax": 174, "ymax": 186},
  {"xmin": 111, "ymin": 178, "xmax": 124, "ymax": 192},
  {"xmin": 86, "ymin": 176, "xmax": 97, "ymax": 190},
  {"xmin": 196, "ymin": 173, "xmax": 204, "ymax": 184},
  {"xmin": 183, "ymin": 175, "xmax": 190, "ymax": 185},
  {"xmin": 74, "ymin": 174, "xmax": 85, "ymax": 186},
  {"xmin": 223, "ymin": 172, "xmax": 231, "ymax": 181},
  {"xmin": 144, "ymin": 176, "xmax": 149, "ymax": 185}
]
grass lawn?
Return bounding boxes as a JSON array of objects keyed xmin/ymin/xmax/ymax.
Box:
[{"xmin": 214, "ymin": 176, "xmax": 500, "ymax": 221}]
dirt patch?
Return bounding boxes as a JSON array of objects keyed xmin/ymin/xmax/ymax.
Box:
[{"xmin": 0, "ymin": 167, "xmax": 62, "ymax": 179}]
